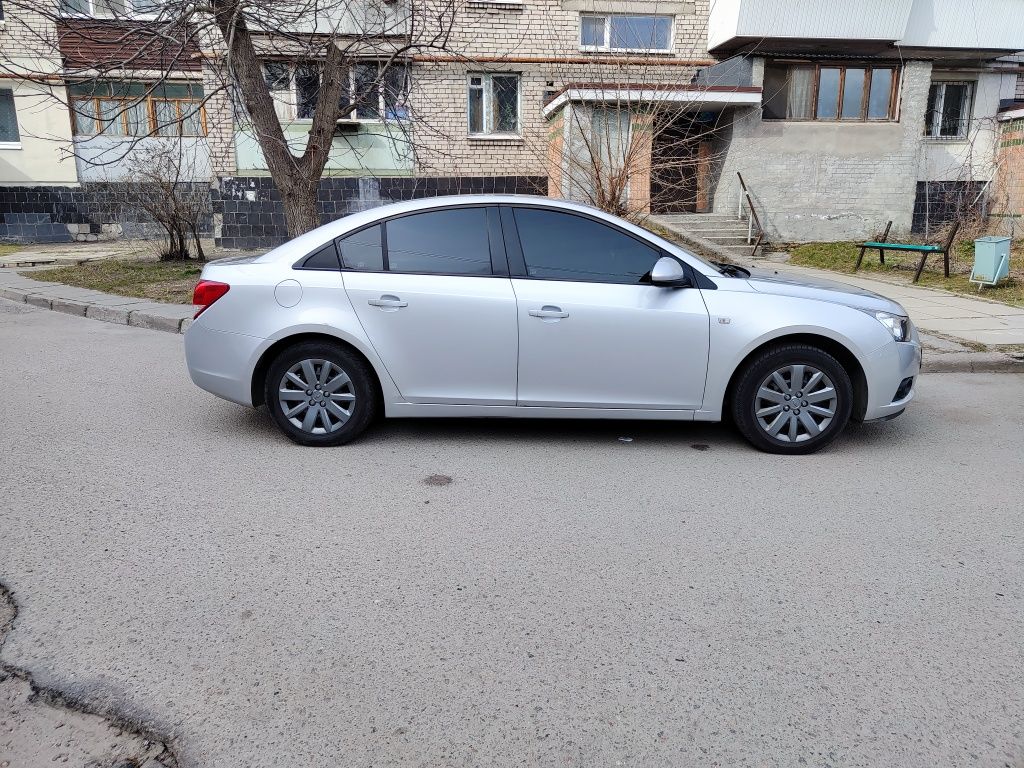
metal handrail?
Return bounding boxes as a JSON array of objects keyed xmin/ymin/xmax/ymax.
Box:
[{"xmin": 736, "ymin": 171, "xmax": 765, "ymax": 258}]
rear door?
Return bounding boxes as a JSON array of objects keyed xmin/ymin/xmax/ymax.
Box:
[
  {"xmin": 504, "ymin": 205, "xmax": 710, "ymax": 410},
  {"xmin": 342, "ymin": 206, "xmax": 518, "ymax": 405}
]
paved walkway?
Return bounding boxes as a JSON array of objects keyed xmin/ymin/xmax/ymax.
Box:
[
  {"xmin": 770, "ymin": 263, "xmax": 1024, "ymax": 346},
  {"xmin": 0, "ymin": 268, "xmax": 194, "ymax": 333}
]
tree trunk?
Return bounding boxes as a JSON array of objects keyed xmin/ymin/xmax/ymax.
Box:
[
  {"xmin": 211, "ymin": 3, "xmax": 351, "ymax": 239},
  {"xmin": 279, "ymin": 175, "xmax": 322, "ymax": 238}
]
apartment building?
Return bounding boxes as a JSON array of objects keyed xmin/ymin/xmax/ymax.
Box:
[{"xmin": 0, "ymin": 0, "xmax": 1022, "ymax": 246}]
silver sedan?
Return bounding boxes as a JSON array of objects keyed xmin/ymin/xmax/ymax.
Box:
[{"xmin": 184, "ymin": 195, "xmax": 921, "ymax": 454}]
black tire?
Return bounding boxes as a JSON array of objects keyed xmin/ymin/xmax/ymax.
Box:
[
  {"xmin": 731, "ymin": 343, "xmax": 853, "ymax": 455},
  {"xmin": 264, "ymin": 341, "xmax": 379, "ymax": 446}
]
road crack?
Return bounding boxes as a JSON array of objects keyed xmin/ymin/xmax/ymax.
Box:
[{"xmin": 0, "ymin": 583, "xmax": 180, "ymax": 768}]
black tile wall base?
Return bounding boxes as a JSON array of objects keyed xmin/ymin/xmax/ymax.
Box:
[
  {"xmin": 0, "ymin": 183, "xmax": 213, "ymax": 244},
  {"xmin": 213, "ymin": 175, "xmax": 548, "ymax": 249}
]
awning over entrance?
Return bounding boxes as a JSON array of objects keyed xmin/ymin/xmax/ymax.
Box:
[{"xmin": 542, "ymin": 84, "xmax": 762, "ymax": 118}]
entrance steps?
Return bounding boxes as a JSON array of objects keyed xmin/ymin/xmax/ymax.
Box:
[{"xmin": 649, "ymin": 212, "xmax": 766, "ymax": 263}]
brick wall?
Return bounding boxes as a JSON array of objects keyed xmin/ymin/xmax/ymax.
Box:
[
  {"xmin": 712, "ymin": 59, "xmax": 933, "ymax": 241},
  {"xmin": 408, "ymin": 0, "xmax": 707, "ymax": 177},
  {"xmin": 992, "ymin": 115, "xmax": 1024, "ymax": 236}
]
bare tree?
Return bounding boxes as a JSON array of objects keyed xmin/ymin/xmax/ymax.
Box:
[
  {"xmin": 116, "ymin": 140, "xmax": 210, "ymax": 260},
  {"xmin": 1, "ymin": 0, "xmax": 463, "ymax": 238}
]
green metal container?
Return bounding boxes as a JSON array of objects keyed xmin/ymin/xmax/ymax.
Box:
[{"xmin": 970, "ymin": 236, "xmax": 1011, "ymax": 286}]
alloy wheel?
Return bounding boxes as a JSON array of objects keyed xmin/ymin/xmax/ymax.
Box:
[
  {"xmin": 277, "ymin": 359, "xmax": 356, "ymax": 435},
  {"xmin": 754, "ymin": 364, "xmax": 838, "ymax": 443}
]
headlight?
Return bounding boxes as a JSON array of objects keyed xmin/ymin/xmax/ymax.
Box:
[{"xmin": 871, "ymin": 311, "xmax": 911, "ymax": 342}]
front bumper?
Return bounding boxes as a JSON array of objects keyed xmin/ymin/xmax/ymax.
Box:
[
  {"xmin": 184, "ymin": 321, "xmax": 266, "ymax": 407},
  {"xmin": 861, "ymin": 337, "xmax": 922, "ymax": 422}
]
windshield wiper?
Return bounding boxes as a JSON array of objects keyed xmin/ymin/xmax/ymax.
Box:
[{"xmin": 713, "ymin": 262, "xmax": 751, "ymax": 278}]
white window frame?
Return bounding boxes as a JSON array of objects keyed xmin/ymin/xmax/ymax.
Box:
[
  {"xmin": 467, "ymin": 73, "xmax": 521, "ymax": 138},
  {"xmin": 925, "ymin": 80, "xmax": 975, "ymax": 140},
  {"xmin": 579, "ymin": 13, "xmax": 674, "ymax": 54},
  {"xmin": 0, "ymin": 87, "xmax": 21, "ymax": 149},
  {"xmin": 264, "ymin": 61, "xmax": 409, "ymax": 124},
  {"xmin": 58, "ymin": 0, "xmax": 163, "ymax": 18}
]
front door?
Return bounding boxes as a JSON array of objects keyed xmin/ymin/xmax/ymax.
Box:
[
  {"xmin": 342, "ymin": 207, "xmax": 518, "ymax": 405},
  {"xmin": 506, "ymin": 207, "xmax": 710, "ymax": 410}
]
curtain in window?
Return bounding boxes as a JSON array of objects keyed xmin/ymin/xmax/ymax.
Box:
[
  {"xmin": 786, "ymin": 67, "xmax": 813, "ymax": 119},
  {"xmin": 490, "ymin": 75, "xmax": 518, "ymax": 133}
]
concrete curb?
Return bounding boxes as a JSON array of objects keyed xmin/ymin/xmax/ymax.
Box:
[
  {"xmin": 0, "ymin": 277, "xmax": 193, "ymax": 335},
  {"xmin": 2, "ymin": 272, "xmax": 1022, "ymax": 371},
  {"xmin": 922, "ymin": 353, "xmax": 1024, "ymax": 374}
]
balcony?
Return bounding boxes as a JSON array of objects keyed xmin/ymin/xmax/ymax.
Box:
[{"xmin": 708, "ymin": 0, "xmax": 1024, "ymax": 55}]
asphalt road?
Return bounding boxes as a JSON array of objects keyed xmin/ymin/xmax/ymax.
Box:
[{"xmin": 1, "ymin": 298, "xmax": 1022, "ymax": 768}]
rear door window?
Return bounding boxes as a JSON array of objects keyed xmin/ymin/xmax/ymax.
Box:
[{"xmin": 337, "ymin": 224, "xmax": 384, "ymax": 271}]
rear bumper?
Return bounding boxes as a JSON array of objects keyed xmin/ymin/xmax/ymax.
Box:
[
  {"xmin": 184, "ymin": 321, "xmax": 265, "ymax": 407},
  {"xmin": 862, "ymin": 337, "xmax": 922, "ymax": 422}
]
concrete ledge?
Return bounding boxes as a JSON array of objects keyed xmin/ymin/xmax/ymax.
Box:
[
  {"xmin": 24, "ymin": 294, "xmax": 53, "ymax": 310},
  {"xmin": 51, "ymin": 298, "xmax": 89, "ymax": 317},
  {"xmin": 128, "ymin": 309, "xmax": 184, "ymax": 334},
  {"xmin": 0, "ymin": 287, "xmax": 27, "ymax": 303},
  {"xmin": 85, "ymin": 304, "xmax": 133, "ymax": 324},
  {"xmin": 922, "ymin": 353, "xmax": 1024, "ymax": 374}
]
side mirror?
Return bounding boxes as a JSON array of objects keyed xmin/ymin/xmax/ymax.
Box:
[{"xmin": 650, "ymin": 256, "xmax": 689, "ymax": 287}]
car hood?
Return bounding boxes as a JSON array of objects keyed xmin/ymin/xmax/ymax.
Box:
[{"xmin": 744, "ymin": 268, "xmax": 906, "ymax": 315}]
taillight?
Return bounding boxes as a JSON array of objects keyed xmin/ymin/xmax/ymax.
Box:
[{"xmin": 193, "ymin": 280, "xmax": 230, "ymax": 318}]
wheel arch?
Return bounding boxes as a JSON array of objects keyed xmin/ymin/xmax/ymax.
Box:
[
  {"xmin": 250, "ymin": 332, "xmax": 385, "ymax": 409},
  {"xmin": 723, "ymin": 333, "xmax": 869, "ymax": 423}
]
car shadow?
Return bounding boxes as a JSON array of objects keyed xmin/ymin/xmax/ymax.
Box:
[{"xmin": 212, "ymin": 400, "xmax": 922, "ymax": 454}]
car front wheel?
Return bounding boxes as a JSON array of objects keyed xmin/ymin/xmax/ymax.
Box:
[
  {"xmin": 264, "ymin": 341, "xmax": 378, "ymax": 446},
  {"xmin": 731, "ymin": 344, "xmax": 853, "ymax": 454}
]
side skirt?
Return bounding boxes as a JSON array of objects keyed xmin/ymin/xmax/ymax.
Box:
[{"xmin": 385, "ymin": 403, "xmax": 697, "ymax": 421}]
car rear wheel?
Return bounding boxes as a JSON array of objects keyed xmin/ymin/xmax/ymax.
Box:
[
  {"xmin": 731, "ymin": 344, "xmax": 853, "ymax": 455},
  {"xmin": 264, "ymin": 341, "xmax": 378, "ymax": 446}
]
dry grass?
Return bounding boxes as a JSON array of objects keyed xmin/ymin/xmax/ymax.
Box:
[
  {"xmin": 0, "ymin": 245, "xmax": 23, "ymax": 258},
  {"xmin": 788, "ymin": 240, "xmax": 1024, "ymax": 308},
  {"xmin": 28, "ymin": 259, "xmax": 203, "ymax": 304}
]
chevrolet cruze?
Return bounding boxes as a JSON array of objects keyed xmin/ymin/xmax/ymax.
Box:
[{"xmin": 184, "ymin": 195, "xmax": 921, "ymax": 454}]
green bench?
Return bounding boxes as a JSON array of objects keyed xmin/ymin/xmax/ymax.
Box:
[{"xmin": 855, "ymin": 220, "xmax": 960, "ymax": 283}]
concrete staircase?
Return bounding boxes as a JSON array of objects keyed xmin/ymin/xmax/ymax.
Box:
[{"xmin": 651, "ymin": 212, "xmax": 764, "ymax": 263}]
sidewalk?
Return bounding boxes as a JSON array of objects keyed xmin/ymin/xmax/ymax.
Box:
[
  {"xmin": 0, "ymin": 268, "xmax": 195, "ymax": 333},
  {"xmin": 767, "ymin": 262, "xmax": 1024, "ymax": 347}
]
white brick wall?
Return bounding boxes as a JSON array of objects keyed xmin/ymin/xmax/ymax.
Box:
[{"xmin": 410, "ymin": 0, "xmax": 710, "ymax": 176}]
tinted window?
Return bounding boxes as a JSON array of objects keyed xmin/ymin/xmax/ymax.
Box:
[
  {"xmin": 301, "ymin": 242, "xmax": 341, "ymax": 270},
  {"xmin": 337, "ymin": 224, "xmax": 384, "ymax": 271},
  {"xmin": 386, "ymin": 208, "xmax": 491, "ymax": 275},
  {"xmin": 513, "ymin": 208, "xmax": 661, "ymax": 284}
]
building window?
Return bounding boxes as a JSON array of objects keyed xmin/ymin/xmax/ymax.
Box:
[
  {"xmin": 925, "ymin": 81, "xmax": 974, "ymax": 139},
  {"xmin": 0, "ymin": 89, "xmax": 21, "ymax": 146},
  {"xmin": 262, "ymin": 61, "xmax": 410, "ymax": 123},
  {"xmin": 59, "ymin": 0, "xmax": 162, "ymax": 17},
  {"xmin": 580, "ymin": 14, "xmax": 673, "ymax": 53},
  {"xmin": 762, "ymin": 62, "xmax": 898, "ymax": 122},
  {"xmin": 468, "ymin": 73, "xmax": 520, "ymax": 136},
  {"xmin": 69, "ymin": 82, "xmax": 206, "ymax": 137}
]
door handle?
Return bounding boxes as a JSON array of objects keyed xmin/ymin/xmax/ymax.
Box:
[
  {"xmin": 529, "ymin": 306, "xmax": 569, "ymax": 319},
  {"xmin": 368, "ymin": 295, "xmax": 408, "ymax": 309}
]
